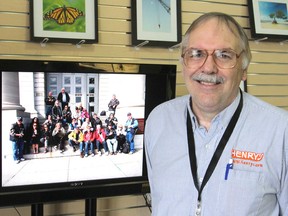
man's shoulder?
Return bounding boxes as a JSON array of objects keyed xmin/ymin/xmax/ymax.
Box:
[
  {"xmin": 244, "ymin": 92, "xmax": 288, "ymax": 119},
  {"xmin": 11, "ymin": 122, "xmax": 18, "ymax": 128},
  {"xmin": 151, "ymin": 95, "xmax": 189, "ymax": 115},
  {"xmin": 146, "ymin": 95, "xmax": 189, "ymax": 126}
]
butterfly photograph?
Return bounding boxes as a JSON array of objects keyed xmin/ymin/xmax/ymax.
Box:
[
  {"xmin": 30, "ymin": 0, "xmax": 98, "ymax": 43},
  {"xmin": 43, "ymin": 0, "xmax": 85, "ymax": 32},
  {"xmin": 43, "ymin": 5, "xmax": 84, "ymax": 26}
]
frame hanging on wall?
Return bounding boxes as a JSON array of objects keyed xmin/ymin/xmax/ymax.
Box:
[
  {"xmin": 131, "ymin": 0, "xmax": 182, "ymax": 47},
  {"xmin": 248, "ymin": 0, "xmax": 288, "ymax": 41},
  {"xmin": 30, "ymin": 0, "xmax": 98, "ymax": 44}
]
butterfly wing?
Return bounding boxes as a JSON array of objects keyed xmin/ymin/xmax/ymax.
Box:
[
  {"xmin": 44, "ymin": 7, "xmax": 63, "ymax": 22},
  {"xmin": 65, "ymin": 7, "xmax": 84, "ymax": 24},
  {"xmin": 43, "ymin": 6, "xmax": 84, "ymax": 25}
]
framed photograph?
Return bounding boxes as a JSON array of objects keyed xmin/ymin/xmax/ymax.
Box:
[
  {"xmin": 131, "ymin": 0, "xmax": 182, "ymax": 47},
  {"xmin": 248, "ymin": 0, "xmax": 288, "ymax": 41},
  {"xmin": 30, "ymin": 0, "xmax": 98, "ymax": 44}
]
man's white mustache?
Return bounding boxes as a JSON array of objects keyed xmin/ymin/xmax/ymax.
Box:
[{"xmin": 192, "ymin": 73, "xmax": 224, "ymax": 84}]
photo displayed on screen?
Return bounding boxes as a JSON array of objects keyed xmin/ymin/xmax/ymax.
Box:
[{"xmin": 1, "ymin": 72, "xmax": 145, "ymax": 188}]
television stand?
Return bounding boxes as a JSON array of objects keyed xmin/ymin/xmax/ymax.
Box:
[
  {"xmin": 85, "ymin": 198, "xmax": 97, "ymax": 216},
  {"xmin": 31, "ymin": 198, "xmax": 98, "ymax": 216},
  {"xmin": 31, "ymin": 203, "xmax": 43, "ymax": 216}
]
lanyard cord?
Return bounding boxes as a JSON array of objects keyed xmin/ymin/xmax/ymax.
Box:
[{"xmin": 187, "ymin": 91, "xmax": 243, "ymax": 204}]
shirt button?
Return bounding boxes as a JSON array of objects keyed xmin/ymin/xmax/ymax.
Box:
[
  {"xmin": 199, "ymin": 177, "xmax": 203, "ymax": 183},
  {"xmin": 205, "ymin": 144, "xmax": 210, "ymax": 149}
]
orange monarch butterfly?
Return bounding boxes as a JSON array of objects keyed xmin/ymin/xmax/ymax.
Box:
[{"xmin": 43, "ymin": 5, "xmax": 84, "ymax": 25}]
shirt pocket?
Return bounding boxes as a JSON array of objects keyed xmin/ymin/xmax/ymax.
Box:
[{"xmin": 216, "ymin": 168, "xmax": 263, "ymax": 216}]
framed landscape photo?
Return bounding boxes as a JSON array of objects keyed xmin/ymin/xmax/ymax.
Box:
[
  {"xmin": 248, "ymin": 0, "xmax": 288, "ymax": 41},
  {"xmin": 131, "ymin": 0, "xmax": 182, "ymax": 47},
  {"xmin": 30, "ymin": 0, "xmax": 98, "ymax": 44}
]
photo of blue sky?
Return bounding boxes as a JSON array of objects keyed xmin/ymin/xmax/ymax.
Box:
[
  {"xmin": 259, "ymin": 1, "xmax": 287, "ymax": 21},
  {"xmin": 142, "ymin": 0, "xmax": 171, "ymax": 33}
]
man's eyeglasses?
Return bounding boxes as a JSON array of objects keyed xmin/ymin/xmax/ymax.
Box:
[{"xmin": 181, "ymin": 48, "xmax": 243, "ymax": 70}]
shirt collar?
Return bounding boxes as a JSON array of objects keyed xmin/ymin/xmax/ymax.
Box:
[{"xmin": 187, "ymin": 91, "xmax": 241, "ymax": 130}]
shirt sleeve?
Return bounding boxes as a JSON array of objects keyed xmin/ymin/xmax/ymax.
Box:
[
  {"xmin": 278, "ymin": 122, "xmax": 288, "ymax": 215},
  {"xmin": 132, "ymin": 119, "xmax": 138, "ymax": 128},
  {"xmin": 144, "ymin": 110, "xmax": 158, "ymax": 196},
  {"xmin": 79, "ymin": 133, "xmax": 84, "ymax": 142}
]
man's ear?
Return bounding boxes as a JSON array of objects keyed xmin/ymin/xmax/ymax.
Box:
[{"xmin": 241, "ymin": 70, "xmax": 247, "ymax": 81}]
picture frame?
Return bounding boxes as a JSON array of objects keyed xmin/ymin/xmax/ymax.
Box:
[
  {"xmin": 30, "ymin": 0, "xmax": 98, "ymax": 44},
  {"xmin": 248, "ymin": 0, "xmax": 288, "ymax": 41},
  {"xmin": 131, "ymin": 0, "xmax": 182, "ymax": 47}
]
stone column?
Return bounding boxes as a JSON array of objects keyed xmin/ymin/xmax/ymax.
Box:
[
  {"xmin": 2, "ymin": 72, "xmax": 26, "ymax": 160},
  {"xmin": 19, "ymin": 72, "xmax": 38, "ymax": 117},
  {"xmin": 2, "ymin": 72, "xmax": 25, "ymax": 111}
]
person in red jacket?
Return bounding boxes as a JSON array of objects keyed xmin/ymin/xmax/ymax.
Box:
[
  {"xmin": 95, "ymin": 124, "xmax": 109, "ymax": 156},
  {"xmin": 83, "ymin": 125, "xmax": 96, "ymax": 157}
]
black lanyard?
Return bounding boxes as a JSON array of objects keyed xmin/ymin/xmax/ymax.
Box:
[{"xmin": 187, "ymin": 91, "xmax": 243, "ymax": 215}]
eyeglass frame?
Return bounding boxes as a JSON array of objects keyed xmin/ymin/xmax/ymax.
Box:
[{"xmin": 181, "ymin": 48, "xmax": 244, "ymax": 70}]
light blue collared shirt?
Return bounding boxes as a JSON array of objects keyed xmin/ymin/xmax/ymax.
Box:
[{"xmin": 145, "ymin": 91, "xmax": 288, "ymax": 216}]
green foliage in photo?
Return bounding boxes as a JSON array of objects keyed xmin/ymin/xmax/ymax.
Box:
[{"xmin": 42, "ymin": 0, "xmax": 86, "ymax": 32}]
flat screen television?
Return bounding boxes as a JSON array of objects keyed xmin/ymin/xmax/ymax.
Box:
[{"xmin": 0, "ymin": 60, "xmax": 176, "ymax": 207}]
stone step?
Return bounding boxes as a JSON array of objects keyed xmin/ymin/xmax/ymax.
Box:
[{"xmin": 24, "ymin": 145, "xmax": 82, "ymax": 159}]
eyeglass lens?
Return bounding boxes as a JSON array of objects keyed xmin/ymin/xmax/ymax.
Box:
[{"xmin": 182, "ymin": 49, "xmax": 240, "ymax": 69}]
